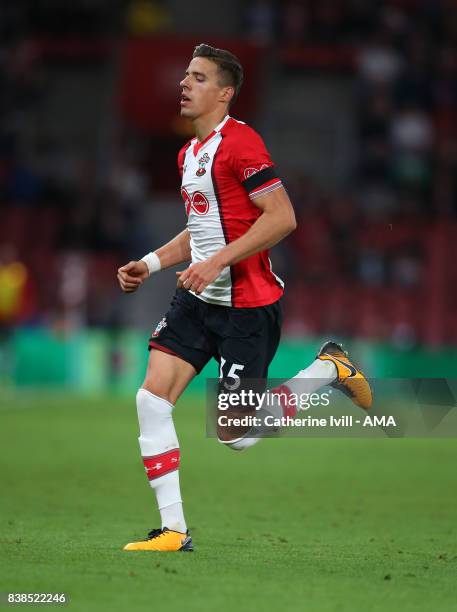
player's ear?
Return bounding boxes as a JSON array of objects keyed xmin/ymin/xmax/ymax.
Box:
[{"xmin": 220, "ymin": 86, "xmax": 234, "ymax": 105}]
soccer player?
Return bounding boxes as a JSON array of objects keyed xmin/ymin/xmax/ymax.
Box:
[{"xmin": 117, "ymin": 44, "xmax": 372, "ymax": 552}]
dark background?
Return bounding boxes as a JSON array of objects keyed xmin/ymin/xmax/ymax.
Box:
[{"xmin": 1, "ymin": 0, "xmax": 456, "ymax": 354}]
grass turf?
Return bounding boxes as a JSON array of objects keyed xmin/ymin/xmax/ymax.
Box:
[{"xmin": 1, "ymin": 390, "xmax": 457, "ymax": 611}]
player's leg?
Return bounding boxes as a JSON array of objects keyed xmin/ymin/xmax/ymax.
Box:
[
  {"xmin": 139, "ymin": 349, "xmax": 195, "ymax": 529},
  {"xmin": 215, "ymin": 300, "xmax": 282, "ymax": 448},
  {"xmin": 216, "ymin": 303, "xmax": 372, "ymax": 451},
  {"xmin": 124, "ymin": 290, "xmax": 214, "ymax": 552},
  {"xmin": 224, "ymin": 345, "xmax": 373, "ymax": 450},
  {"xmin": 280, "ymin": 340, "xmax": 373, "ymax": 411},
  {"xmin": 124, "ymin": 349, "xmax": 196, "ymax": 552}
]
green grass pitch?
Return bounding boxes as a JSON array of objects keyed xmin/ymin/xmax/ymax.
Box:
[{"xmin": 1, "ymin": 391, "xmax": 457, "ymax": 611}]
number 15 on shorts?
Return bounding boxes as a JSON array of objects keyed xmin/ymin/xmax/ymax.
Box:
[{"xmin": 219, "ymin": 357, "xmax": 245, "ymax": 390}]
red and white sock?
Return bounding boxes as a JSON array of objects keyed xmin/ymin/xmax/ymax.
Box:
[
  {"xmin": 223, "ymin": 359, "xmax": 337, "ymax": 451},
  {"xmin": 284, "ymin": 358, "xmax": 337, "ymax": 401},
  {"xmin": 136, "ymin": 388, "xmax": 187, "ymax": 533}
]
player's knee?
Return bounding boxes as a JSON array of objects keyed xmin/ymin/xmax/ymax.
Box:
[
  {"xmin": 135, "ymin": 388, "xmax": 178, "ymax": 457},
  {"xmin": 136, "ymin": 388, "xmax": 173, "ymax": 418},
  {"xmin": 136, "ymin": 389, "xmax": 174, "ymax": 444},
  {"xmin": 140, "ymin": 380, "xmax": 173, "ymax": 405}
]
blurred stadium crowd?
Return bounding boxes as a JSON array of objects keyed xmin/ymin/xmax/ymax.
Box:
[{"xmin": 1, "ymin": 0, "xmax": 456, "ymax": 347}]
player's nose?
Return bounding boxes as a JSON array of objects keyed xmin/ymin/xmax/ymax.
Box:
[{"xmin": 180, "ymin": 75, "xmax": 190, "ymax": 88}]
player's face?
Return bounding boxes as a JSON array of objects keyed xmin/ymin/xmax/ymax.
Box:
[{"xmin": 180, "ymin": 57, "xmax": 229, "ymax": 119}]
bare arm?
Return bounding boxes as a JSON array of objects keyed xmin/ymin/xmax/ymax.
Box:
[
  {"xmin": 156, "ymin": 228, "xmax": 191, "ymax": 269},
  {"xmin": 177, "ymin": 187, "xmax": 296, "ymax": 294},
  {"xmin": 117, "ymin": 228, "xmax": 191, "ymax": 293}
]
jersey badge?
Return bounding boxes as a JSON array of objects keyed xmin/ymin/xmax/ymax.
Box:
[{"xmin": 196, "ymin": 153, "xmax": 210, "ymax": 176}]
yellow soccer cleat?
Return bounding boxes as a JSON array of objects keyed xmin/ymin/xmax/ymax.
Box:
[
  {"xmin": 317, "ymin": 341, "xmax": 373, "ymax": 410},
  {"xmin": 123, "ymin": 527, "xmax": 193, "ymax": 552}
]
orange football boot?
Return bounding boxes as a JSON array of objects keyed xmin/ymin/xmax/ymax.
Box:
[
  {"xmin": 123, "ymin": 527, "xmax": 193, "ymax": 552},
  {"xmin": 317, "ymin": 341, "xmax": 373, "ymax": 410}
]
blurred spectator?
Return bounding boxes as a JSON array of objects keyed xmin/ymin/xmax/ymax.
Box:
[
  {"xmin": 357, "ymin": 32, "xmax": 402, "ymax": 85},
  {"xmin": 390, "ymin": 106, "xmax": 433, "ymax": 154},
  {"xmin": 125, "ymin": 0, "xmax": 171, "ymax": 36},
  {"xmin": 0, "ymin": 244, "xmax": 36, "ymax": 326},
  {"xmin": 390, "ymin": 248, "xmax": 422, "ymax": 288},
  {"xmin": 244, "ymin": 0, "xmax": 277, "ymax": 45},
  {"xmin": 389, "ymin": 106, "xmax": 433, "ymax": 190},
  {"xmin": 358, "ymin": 249, "xmax": 386, "ymax": 286}
]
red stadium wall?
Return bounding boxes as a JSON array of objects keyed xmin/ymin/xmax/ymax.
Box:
[{"xmin": 118, "ymin": 36, "xmax": 263, "ymax": 135}]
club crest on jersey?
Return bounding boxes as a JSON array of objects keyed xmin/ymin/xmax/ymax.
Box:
[
  {"xmin": 244, "ymin": 164, "xmax": 269, "ymax": 179},
  {"xmin": 152, "ymin": 317, "xmax": 167, "ymax": 338},
  {"xmin": 196, "ymin": 153, "xmax": 210, "ymax": 176}
]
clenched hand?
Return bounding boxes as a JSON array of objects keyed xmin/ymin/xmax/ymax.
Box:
[{"xmin": 117, "ymin": 260, "xmax": 149, "ymax": 293}]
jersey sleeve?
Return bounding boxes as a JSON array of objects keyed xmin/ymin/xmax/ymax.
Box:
[{"xmin": 228, "ymin": 127, "xmax": 283, "ymax": 199}]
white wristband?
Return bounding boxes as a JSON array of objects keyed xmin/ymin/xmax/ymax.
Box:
[{"xmin": 140, "ymin": 252, "xmax": 161, "ymax": 276}]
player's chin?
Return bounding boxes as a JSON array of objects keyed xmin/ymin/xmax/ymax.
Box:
[{"xmin": 180, "ymin": 107, "xmax": 196, "ymax": 119}]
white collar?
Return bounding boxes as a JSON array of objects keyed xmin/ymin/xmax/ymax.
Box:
[{"xmin": 214, "ymin": 114, "xmax": 231, "ymax": 132}]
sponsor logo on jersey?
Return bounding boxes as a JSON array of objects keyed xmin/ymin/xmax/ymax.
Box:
[
  {"xmin": 196, "ymin": 152, "xmax": 210, "ymax": 176},
  {"xmin": 243, "ymin": 163, "xmax": 269, "ymax": 179},
  {"xmin": 152, "ymin": 317, "xmax": 167, "ymax": 338},
  {"xmin": 181, "ymin": 188, "xmax": 210, "ymax": 216}
]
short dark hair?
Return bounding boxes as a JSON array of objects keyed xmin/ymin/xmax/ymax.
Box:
[{"xmin": 192, "ymin": 43, "xmax": 244, "ymax": 105}]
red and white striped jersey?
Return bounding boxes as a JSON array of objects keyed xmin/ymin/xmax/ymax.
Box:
[{"xmin": 178, "ymin": 115, "xmax": 284, "ymax": 308}]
